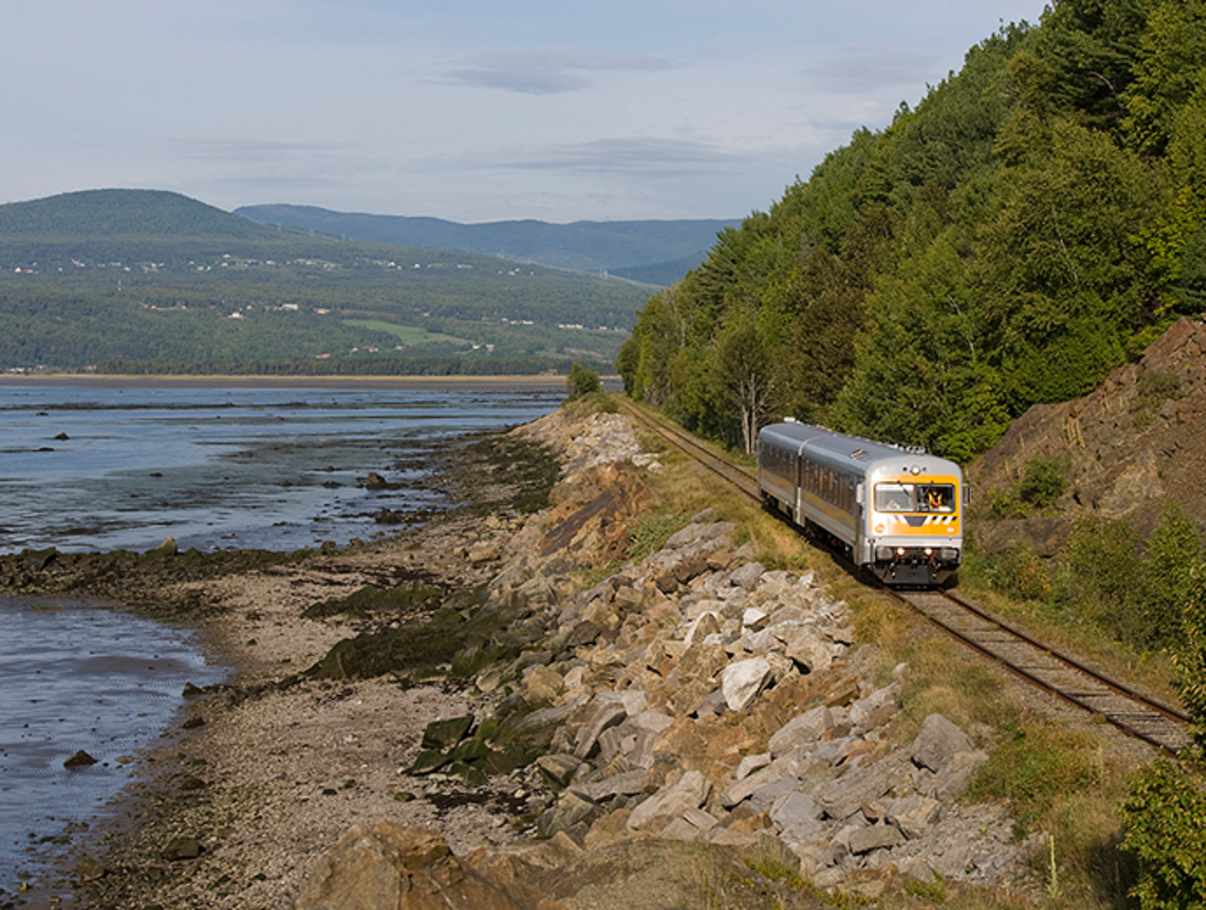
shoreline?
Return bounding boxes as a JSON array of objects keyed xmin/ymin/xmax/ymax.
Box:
[
  {"xmin": 0, "ymin": 589, "xmax": 232, "ymax": 905},
  {"xmin": 0, "ymin": 373, "xmax": 615, "ymax": 389},
  {"xmin": 4, "ymin": 427, "xmax": 561, "ymax": 909},
  {"xmin": 4, "ymin": 401, "xmax": 1076, "ymax": 909}
]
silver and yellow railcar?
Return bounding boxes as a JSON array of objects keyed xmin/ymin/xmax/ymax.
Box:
[{"xmin": 757, "ymin": 421, "xmax": 965, "ymax": 586}]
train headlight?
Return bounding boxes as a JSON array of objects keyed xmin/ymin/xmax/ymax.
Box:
[
  {"xmin": 875, "ymin": 546, "xmax": 892, "ymax": 560},
  {"xmin": 924, "ymin": 547, "xmax": 933, "ymax": 556},
  {"xmin": 941, "ymin": 547, "xmax": 960, "ymax": 562},
  {"xmin": 896, "ymin": 547, "xmax": 906, "ymax": 557}
]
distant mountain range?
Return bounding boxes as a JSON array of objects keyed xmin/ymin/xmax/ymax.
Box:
[
  {"xmin": 0, "ymin": 189, "xmax": 654, "ymax": 375},
  {"xmin": 236, "ymin": 203, "xmax": 739, "ymax": 281}
]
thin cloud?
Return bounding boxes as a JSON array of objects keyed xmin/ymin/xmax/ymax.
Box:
[
  {"xmin": 439, "ymin": 51, "xmax": 673, "ymax": 95},
  {"xmin": 503, "ymin": 137, "xmax": 749, "ymax": 176},
  {"xmin": 178, "ymin": 139, "xmax": 351, "ymax": 162}
]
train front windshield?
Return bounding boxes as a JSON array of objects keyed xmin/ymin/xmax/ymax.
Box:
[{"xmin": 874, "ymin": 483, "xmax": 956, "ymax": 513}]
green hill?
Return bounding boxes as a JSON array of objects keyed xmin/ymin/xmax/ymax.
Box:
[
  {"xmin": 620, "ymin": 0, "xmax": 1206, "ymax": 462},
  {"xmin": 236, "ymin": 203, "xmax": 738, "ymax": 278},
  {"xmin": 0, "ymin": 190, "xmax": 649, "ymax": 374},
  {"xmin": 0, "ymin": 189, "xmax": 273, "ymax": 240}
]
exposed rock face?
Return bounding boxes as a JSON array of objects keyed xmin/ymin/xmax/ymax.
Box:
[{"xmin": 972, "ymin": 317, "xmax": 1206, "ymax": 549}]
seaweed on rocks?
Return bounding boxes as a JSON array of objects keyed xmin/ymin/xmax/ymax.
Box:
[
  {"xmin": 306, "ymin": 585, "xmax": 546, "ymax": 684},
  {"xmin": 0, "ymin": 546, "xmax": 302, "ymax": 616},
  {"xmin": 302, "ymin": 576, "xmax": 443, "ymax": 620},
  {"xmin": 453, "ymin": 432, "xmax": 560, "ymax": 517},
  {"xmin": 410, "ymin": 698, "xmax": 557, "ymax": 784}
]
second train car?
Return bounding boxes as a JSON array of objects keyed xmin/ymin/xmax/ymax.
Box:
[{"xmin": 757, "ymin": 420, "xmax": 965, "ymax": 586}]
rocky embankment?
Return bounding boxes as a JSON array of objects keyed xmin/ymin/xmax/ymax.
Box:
[
  {"xmin": 294, "ymin": 407, "xmax": 1028, "ymax": 908},
  {"xmin": 15, "ymin": 406, "xmax": 1032, "ymax": 909}
]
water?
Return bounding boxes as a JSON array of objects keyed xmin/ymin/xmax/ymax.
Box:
[
  {"xmin": 0, "ymin": 597, "xmax": 225, "ymax": 888},
  {"xmin": 0, "ymin": 381, "xmax": 563, "ymax": 554},
  {"xmin": 0, "ymin": 380, "xmax": 562, "ymax": 892}
]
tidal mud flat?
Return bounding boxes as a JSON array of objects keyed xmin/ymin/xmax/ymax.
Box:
[
  {"xmin": 4, "ymin": 404, "xmax": 1039, "ymax": 910},
  {"xmin": 0, "ymin": 428, "xmax": 557, "ymax": 909}
]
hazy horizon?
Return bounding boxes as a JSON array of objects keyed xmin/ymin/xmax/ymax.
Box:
[{"xmin": 4, "ymin": 1, "xmax": 1046, "ymax": 222}]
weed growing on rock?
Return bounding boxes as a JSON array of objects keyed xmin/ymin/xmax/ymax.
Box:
[
  {"xmin": 988, "ymin": 456, "xmax": 1069, "ymax": 518},
  {"xmin": 627, "ymin": 510, "xmax": 689, "ymax": 562},
  {"xmin": 1134, "ymin": 369, "xmax": 1183, "ymax": 430},
  {"xmin": 1018, "ymin": 457, "xmax": 1070, "ymax": 509}
]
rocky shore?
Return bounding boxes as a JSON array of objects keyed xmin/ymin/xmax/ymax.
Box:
[{"xmin": 6, "ymin": 402, "xmax": 1038, "ymax": 909}]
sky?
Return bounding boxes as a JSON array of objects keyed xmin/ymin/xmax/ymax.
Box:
[{"xmin": 1, "ymin": 1, "xmax": 1048, "ymax": 223}]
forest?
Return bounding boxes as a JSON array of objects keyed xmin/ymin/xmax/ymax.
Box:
[
  {"xmin": 0, "ymin": 190, "xmax": 647, "ymax": 374},
  {"xmin": 618, "ymin": 0, "xmax": 1206, "ymax": 463}
]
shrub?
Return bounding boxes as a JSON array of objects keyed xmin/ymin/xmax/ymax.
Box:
[
  {"xmin": 1054, "ymin": 517, "xmax": 1145, "ymax": 640},
  {"xmin": 566, "ymin": 362, "xmax": 602, "ymax": 400},
  {"xmin": 984, "ymin": 455, "xmax": 1068, "ymax": 518},
  {"xmin": 988, "ymin": 487, "xmax": 1027, "ymax": 519},
  {"xmin": 1172, "ymin": 563, "xmax": 1206, "ymax": 748},
  {"xmin": 978, "ymin": 545, "xmax": 1053, "ymax": 602},
  {"xmin": 1119, "ymin": 760, "xmax": 1206, "ymax": 910},
  {"xmin": 1138, "ymin": 369, "xmax": 1183, "ymax": 407},
  {"xmin": 1018, "ymin": 456, "xmax": 1068, "ymax": 508},
  {"xmin": 1135, "ymin": 370, "xmax": 1184, "ymax": 430},
  {"xmin": 1141, "ymin": 508, "xmax": 1204, "ymax": 652}
]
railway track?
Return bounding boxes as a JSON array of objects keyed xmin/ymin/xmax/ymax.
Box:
[{"xmin": 618, "ymin": 398, "xmax": 1192, "ymax": 755}]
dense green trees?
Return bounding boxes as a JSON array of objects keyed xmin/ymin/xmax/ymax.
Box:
[
  {"xmin": 620, "ymin": 0, "xmax": 1206, "ymax": 463},
  {"xmin": 0, "ymin": 193, "xmax": 650, "ymax": 373}
]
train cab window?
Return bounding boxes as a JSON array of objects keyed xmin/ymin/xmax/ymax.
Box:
[
  {"xmin": 875, "ymin": 484, "xmax": 915, "ymax": 512},
  {"xmin": 918, "ymin": 484, "xmax": 955, "ymax": 513}
]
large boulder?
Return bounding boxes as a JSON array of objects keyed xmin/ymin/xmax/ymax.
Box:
[
  {"xmin": 573, "ymin": 701, "xmax": 627, "ymax": 760},
  {"xmin": 910, "ymin": 714, "xmax": 974, "ymax": 773},
  {"xmin": 294, "ymin": 823, "xmax": 530, "ymax": 910},
  {"xmin": 627, "ymin": 770, "xmax": 711, "ymax": 831},
  {"xmin": 767, "ymin": 707, "xmax": 832, "ymax": 757},
  {"xmin": 768, "ymin": 791, "xmax": 825, "ymax": 843},
  {"xmin": 721, "ymin": 658, "xmax": 771, "ymax": 711},
  {"xmin": 729, "ymin": 562, "xmax": 766, "ymax": 590}
]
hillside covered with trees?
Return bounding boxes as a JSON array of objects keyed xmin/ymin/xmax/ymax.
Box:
[
  {"xmin": 0, "ymin": 190, "xmax": 649, "ymax": 374},
  {"xmin": 236, "ymin": 203, "xmax": 738, "ymax": 280},
  {"xmin": 619, "ymin": 0, "xmax": 1206, "ymax": 463}
]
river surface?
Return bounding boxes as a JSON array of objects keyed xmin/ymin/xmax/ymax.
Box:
[
  {"xmin": 0, "ymin": 380, "xmax": 562, "ymax": 893},
  {"xmin": 0, "ymin": 597, "xmax": 225, "ymax": 891},
  {"xmin": 0, "ymin": 381, "xmax": 562, "ymax": 553}
]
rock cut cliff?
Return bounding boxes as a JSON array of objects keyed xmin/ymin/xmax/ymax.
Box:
[{"xmin": 971, "ymin": 317, "xmax": 1206, "ymax": 553}]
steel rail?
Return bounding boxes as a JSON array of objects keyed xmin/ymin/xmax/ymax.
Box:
[{"xmin": 618, "ymin": 398, "xmax": 1192, "ymax": 755}]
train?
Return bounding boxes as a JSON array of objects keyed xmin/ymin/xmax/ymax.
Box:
[{"xmin": 757, "ymin": 420, "xmax": 965, "ymax": 586}]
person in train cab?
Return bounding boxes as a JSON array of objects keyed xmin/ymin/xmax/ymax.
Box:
[{"xmin": 926, "ymin": 487, "xmax": 950, "ymax": 512}]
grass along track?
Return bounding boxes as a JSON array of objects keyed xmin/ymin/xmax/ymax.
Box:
[{"xmin": 616, "ymin": 397, "xmax": 1192, "ymax": 755}]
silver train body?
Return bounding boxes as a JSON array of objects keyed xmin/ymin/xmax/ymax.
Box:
[{"xmin": 757, "ymin": 421, "xmax": 965, "ymax": 586}]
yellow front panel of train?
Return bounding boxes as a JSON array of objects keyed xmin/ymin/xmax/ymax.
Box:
[{"xmin": 869, "ymin": 475, "xmax": 961, "ymax": 538}]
